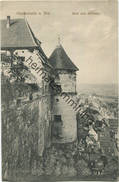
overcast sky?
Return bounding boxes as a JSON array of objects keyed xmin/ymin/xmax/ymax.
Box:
[{"xmin": 1, "ymin": 0, "xmax": 118, "ymax": 84}]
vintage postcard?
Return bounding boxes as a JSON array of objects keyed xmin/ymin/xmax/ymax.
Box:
[{"xmin": 0, "ymin": 0, "xmax": 118, "ymax": 181}]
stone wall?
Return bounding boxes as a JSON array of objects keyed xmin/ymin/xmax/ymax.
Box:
[
  {"xmin": 55, "ymin": 70, "xmax": 76, "ymax": 93},
  {"xmin": 52, "ymin": 95, "xmax": 77, "ymax": 143},
  {"xmin": 2, "ymin": 98, "xmax": 39, "ymax": 178},
  {"xmin": 38, "ymin": 93, "xmax": 52, "ymax": 155},
  {"xmin": 2, "ymin": 76, "xmax": 52, "ymax": 179}
]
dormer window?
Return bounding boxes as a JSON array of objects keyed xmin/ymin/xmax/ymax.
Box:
[
  {"xmin": 54, "ymin": 115, "xmax": 62, "ymax": 121},
  {"xmin": 56, "ymin": 85, "xmax": 61, "ymax": 91}
]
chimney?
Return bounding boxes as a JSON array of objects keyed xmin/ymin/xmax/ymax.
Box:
[{"xmin": 6, "ymin": 16, "xmax": 10, "ymax": 28}]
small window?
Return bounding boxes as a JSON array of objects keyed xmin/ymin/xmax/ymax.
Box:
[
  {"xmin": 56, "ymin": 98, "xmax": 59, "ymax": 102},
  {"xmin": 29, "ymin": 93, "xmax": 33, "ymax": 101},
  {"xmin": 57, "ymin": 85, "xmax": 61, "ymax": 90},
  {"xmin": 54, "ymin": 115, "xmax": 61, "ymax": 121},
  {"xmin": 20, "ymin": 57, "xmax": 25, "ymax": 62},
  {"xmin": 52, "ymin": 115, "xmax": 63, "ymax": 139},
  {"xmin": 54, "ymin": 85, "xmax": 62, "ymax": 94}
]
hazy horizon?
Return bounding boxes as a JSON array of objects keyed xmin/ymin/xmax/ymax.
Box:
[{"xmin": 77, "ymin": 82, "xmax": 118, "ymax": 97}]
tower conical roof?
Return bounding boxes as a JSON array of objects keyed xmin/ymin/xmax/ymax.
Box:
[{"xmin": 49, "ymin": 45, "xmax": 79, "ymax": 71}]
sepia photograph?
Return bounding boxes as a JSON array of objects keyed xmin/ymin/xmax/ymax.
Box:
[{"xmin": 0, "ymin": 0, "xmax": 118, "ymax": 181}]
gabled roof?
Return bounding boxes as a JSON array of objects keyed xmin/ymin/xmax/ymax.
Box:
[
  {"xmin": 49, "ymin": 44, "xmax": 79, "ymax": 71},
  {"xmin": 1, "ymin": 18, "xmax": 40, "ymax": 50}
]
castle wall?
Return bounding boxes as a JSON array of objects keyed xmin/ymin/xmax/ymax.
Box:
[
  {"xmin": 55, "ymin": 71, "xmax": 76, "ymax": 93},
  {"xmin": 2, "ymin": 93, "xmax": 40, "ymax": 176},
  {"xmin": 1, "ymin": 50, "xmax": 52, "ymax": 157},
  {"xmin": 52, "ymin": 94, "xmax": 77, "ymax": 143},
  {"xmin": 38, "ymin": 93, "xmax": 52, "ymax": 155}
]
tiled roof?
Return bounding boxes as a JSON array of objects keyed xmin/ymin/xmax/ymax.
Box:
[
  {"xmin": 1, "ymin": 18, "xmax": 40, "ymax": 49},
  {"xmin": 49, "ymin": 44, "xmax": 79, "ymax": 71}
]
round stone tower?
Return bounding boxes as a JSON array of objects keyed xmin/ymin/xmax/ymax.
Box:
[{"xmin": 49, "ymin": 43, "xmax": 79, "ymax": 143}]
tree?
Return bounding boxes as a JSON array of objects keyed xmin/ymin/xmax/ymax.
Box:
[{"xmin": 9, "ymin": 56, "xmax": 28, "ymax": 82}]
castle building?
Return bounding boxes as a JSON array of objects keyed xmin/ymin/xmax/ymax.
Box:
[
  {"xmin": 1, "ymin": 16, "xmax": 79, "ymax": 155},
  {"xmin": 1, "ymin": 16, "xmax": 53, "ymax": 156},
  {"xmin": 49, "ymin": 43, "xmax": 79, "ymax": 143}
]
